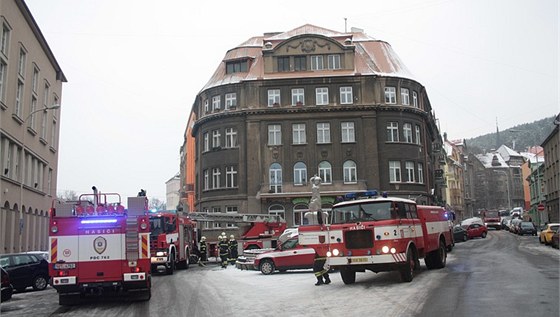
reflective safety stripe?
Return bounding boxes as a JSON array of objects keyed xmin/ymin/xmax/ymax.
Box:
[
  {"xmin": 50, "ymin": 238, "xmax": 58, "ymax": 263},
  {"xmin": 141, "ymin": 234, "xmax": 149, "ymax": 258}
]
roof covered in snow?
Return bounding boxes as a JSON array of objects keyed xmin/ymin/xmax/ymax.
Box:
[{"xmin": 475, "ymin": 152, "xmax": 509, "ymax": 169}]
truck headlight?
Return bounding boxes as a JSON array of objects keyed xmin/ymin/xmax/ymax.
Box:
[{"xmin": 156, "ymin": 251, "xmax": 167, "ymax": 257}]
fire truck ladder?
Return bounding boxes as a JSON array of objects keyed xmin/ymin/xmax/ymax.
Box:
[
  {"xmin": 187, "ymin": 212, "xmax": 285, "ymax": 224},
  {"xmin": 125, "ymin": 218, "xmax": 139, "ymax": 261}
]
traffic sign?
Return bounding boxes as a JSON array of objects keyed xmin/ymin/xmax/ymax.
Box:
[{"xmin": 537, "ymin": 204, "xmax": 545, "ymax": 211}]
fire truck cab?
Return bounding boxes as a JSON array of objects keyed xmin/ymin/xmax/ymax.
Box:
[
  {"xmin": 298, "ymin": 193, "xmax": 452, "ymax": 284},
  {"xmin": 48, "ymin": 188, "xmax": 151, "ymax": 305}
]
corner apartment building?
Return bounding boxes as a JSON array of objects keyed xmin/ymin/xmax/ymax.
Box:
[
  {"xmin": 0, "ymin": 0, "xmax": 66, "ymax": 253},
  {"xmin": 183, "ymin": 25, "xmax": 442, "ymax": 228}
]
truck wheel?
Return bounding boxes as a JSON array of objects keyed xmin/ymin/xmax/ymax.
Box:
[
  {"xmin": 166, "ymin": 254, "xmax": 175, "ymax": 275},
  {"xmin": 400, "ymin": 248, "xmax": 415, "ymax": 282},
  {"xmin": 137, "ymin": 289, "xmax": 151, "ymax": 301},
  {"xmin": 340, "ymin": 267, "xmax": 356, "ymax": 284},
  {"xmin": 259, "ymin": 259, "xmax": 275, "ymax": 275},
  {"xmin": 59, "ymin": 294, "xmax": 80, "ymax": 306},
  {"xmin": 32, "ymin": 275, "xmax": 48, "ymax": 290}
]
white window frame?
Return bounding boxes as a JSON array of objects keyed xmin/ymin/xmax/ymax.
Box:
[
  {"xmin": 316, "ymin": 123, "xmax": 331, "ymax": 144},
  {"xmin": 318, "ymin": 161, "xmax": 332, "ymax": 184},
  {"xmin": 385, "ymin": 87, "xmax": 396, "ymax": 104},
  {"xmin": 406, "ymin": 161, "xmax": 415, "ymax": 183},
  {"xmin": 291, "ymin": 88, "xmax": 305, "ymax": 106},
  {"xmin": 418, "ymin": 163, "xmax": 424, "ymax": 184},
  {"xmin": 341, "ymin": 122, "xmax": 355, "ymax": 143},
  {"xmin": 401, "ymin": 88, "xmax": 410, "ymax": 105},
  {"xmin": 268, "ymin": 124, "xmax": 282, "ymax": 145},
  {"xmin": 311, "ymin": 55, "xmax": 324, "ymax": 70},
  {"xmin": 212, "ymin": 130, "xmax": 221, "ymax": 148},
  {"xmin": 204, "ymin": 99, "xmax": 209, "ymax": 113},
  {"xmin": 0, "ymin": 61, "xmax": 6, "ymax": 103},
  {"xmin": 387, "ymin": 122, "xmax": 399, "ymax": 142},
  {"xmin": 268, "ymin": 89, "xmax": 281, "ymax": 106},
  {"xmin": 28, "ymin": 96, "xmax": 37, "ymax": 130},
  {"xmin": 327, "ymin": 54, "xmax": 341, "ymax": 70},
  {"xmin": 269, "ymin": 163, "xmax": 283, "ymax": 193},
  {"xmin": 389, "ymin": 161, "xmax": 401, "ymax": 183},
  {"xmin": 203, "ymin": 169, "xmax": 209, "ymax": 190},
  {"xmin": 293, "ymin": 162, "xmax": 307, "ymax": 186},
  {"xmin": 18, "ymin": 48, "xmax": 26, "ymax": 77},
  {"xmin": 315, "ymin": 87, "xmax": 329, "ymax": 105},
  {"xmin": 15, "ymin": 81, "xmax": 23, "ymax": 117},
  {"xmin": 203, "ymin": 132, "xmax": 209, "ymax": 152},
  {"xmin": 1, "ymin": 23, "xmax": 10, "ymax": 55},
  {"xmin": 225, "ymin": 93, "xmax": 236, "ymax": 109},
  {"xmin": 403, "ymin": 123, "xmax": 413, "ymax": 143},
  {"xmin": 212, "ymin": 95, "xmax": 221, "ymax": 111},
  {"xmin": 212, "ymin": 167, "xmax": 221, "ymax": 189},
  {"xmin": 343, "ymin": 160, "xmax": 357, "ymax": 184},
  {"xmin": 413, "ymin": 91, "xmax": 418, "ymax": 108},
  {"xmin": 226, "ymin": 166, "xmax": 237, "ymax": 188},
  {"xmin": 415, "ymin": 125, "xmax": 421, "ymax": 145},
  {"xmin": 340, "ymin": 86, "xmax": 353, "ymax": 104},
  {"xmin": 225, "ymin": 128, "xmax": 237, "ymax": 148},
  {"xmin": 292, "ymin": 123, "xmax": 306, "ymax": 145}
]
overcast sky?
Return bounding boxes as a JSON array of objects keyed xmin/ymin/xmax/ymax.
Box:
[{"xmin": 25, "ymin": 0, "xmax": 558, "ymax": 203}]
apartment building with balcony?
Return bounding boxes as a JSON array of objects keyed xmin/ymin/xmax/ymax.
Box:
[
  {"xmin": 183, "ymin": 25, "xmax": 442, "ymax": 228},
  {"xmin": 0, "ymin": 0, "xmax": 66, "ymax": 253}
]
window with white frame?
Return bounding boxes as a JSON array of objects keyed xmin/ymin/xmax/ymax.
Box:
[
  {"xmin": 415, "ymin": 125, "xmax": 421, "ymax": 145},
  {"xmin": 387, "ymin": 122, "xmax": 399, "ymax": 142},
  {"xmin": 269, "ymin": 205, "xmax": 286, "ymax": 221},
  {"xmin": 310, "ymin": 55, "xmax": 324, "ymax": 70},
  {"xmin": 401, "ymin": 88, "xmax": 410, "ymax": 105},
  {"xmin": 340, "ymin": 86, "xmax": 353, "ymax": 104},
  {"xmin": 18, "ymin": 48, "xmax": 26, "ymax": 77},
  {"xmin": 212, "ymin": 167, "xmax": 221, "ymax": 189},
  {"xmin": 48, "ymin": 168, "xmax": 52, "ymax": 196},
  {"xmin": 225, "ymin": 128, "xmax": 237, "ymax": 148},
  {"xmin": 317, "ymin": 123, "xmax": 331, "ymax": 144},
  {"xmin": 343, "ymin": 160, "xmax": 357, "ymax": 184},
  {"xmin": 413, "ymin": 91, "xmax": 418, "ymax": 108},
  {"xmin": 41, "ymin": 111, "xmax": 47, "ymax": 139},
  {"xmin": 3, "ymin": 142, "xmax": 12, "ymax": 178},
  {"xmin": 204, "ymin": 99, "xmax": 209, "ymax": 113},
  {"xmin": 341, "ymin": 122, "xmax": 355, "ymax": 143},
  {"xmin": 212, "ymin": 95, "xmax": 221, "ymax": 111},
  {"xmin": 406, "ymin": 161, "xmax": 415, "ymax": 182},
  {"xmin": 203, "ymin": 132, "xmax": 209, "ymax": 152},
  {"xmin": 1, "ymin": 23, "xmax": 9, "ymax": 55},
  {"xmin": 403, "ymin": 123, "xmax": 413, "ymax": 143},
  {"xmin": 226, "ymin": 206, "xmax": 238, "ymax": 213},
  {"xmin": 293, "ymin": 162, "xmax": 307, "ymax": 185},
  {"xmin": 225, "ymin": 93, "xmax": 236, "ymax": 109},
  {"xmin": 327, "ymin": 54, "xmax": 341, "ymax": 70},
  {"xmin": 15, "ymin": 81, "xmax": 23, "ymax": 117},
  {"xmin": 50, "ymin": 120, "xmax": 57, "ymax": 147},
  {"xmin": 212, "ymin": 130, "xmax": 221, "ymax": 148},
  {"xmin": 418, "ymin": 163, "xmax": 424, "ymax": 184},
  {"xmin": 0, "ymin": 61, "xmax": 6, "ymax": 103},
  {"xmin": 268, "ymin": 89, "xmax": 280, "ymax": 106},
  {"xmin": 389, "ymin": 161, "xmax": 401, "ymax": 182},
  {"xmin": 318, "ymin": 161, "xmax": 332, "ymax": 184},
  {"xmin": 315, "ymin": 87, "xmax": 329, "ymax": 105},
  {"xmin": 226, "ymin": 165, "xmax": 237, "ymax": 188},
  {"xmin": 385, "ymin": 87, "xmax": 396, "ymax": 104},
  {"xmin": 32, "ymin": 67, "xmax": 39, "ymax": 93},
  {"xmin": 268, "ymin": 124, "xmax": 282, "ymax": 145},
  {"xmin": 29, "ymin": 97, "xmax": 37, "ymax": 130},
  {"xmin": 291, "ymin": 88, "xmax": 304, "ymax": 105},
  {"xmin": 292, "ymin": 123, "xmax": 306, "ymax": 144},
  {"xmin": 269, "ymin": 163, "xmax": 282, "ymax": 193},
  {"xmin": 203, "ymin": 169, "xmax": 209, "ymax": 190}
]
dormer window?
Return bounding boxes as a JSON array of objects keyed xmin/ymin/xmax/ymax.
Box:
[
  {"xmin": 277, "ymin": 56, "xmax": 290, "ymax": 72},
  {"xmin": 226, "ymin": 59, "xmax": 248, "ymax": 74},
  {"xmin": 294, "ymin": 56, "xmax": 307, "ymax": 71},
  {"xmin": 310, "ymin": 55, "xmax": 324, "ymax": 70},
  {"xmin": 327, "ymin": 54, "xmax": 341, "ymax": 70}
]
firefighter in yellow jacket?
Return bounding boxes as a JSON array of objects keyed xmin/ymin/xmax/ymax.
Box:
[{"xmin": 313, "ymin": 252, "xmax": 331, "ymax": 286}]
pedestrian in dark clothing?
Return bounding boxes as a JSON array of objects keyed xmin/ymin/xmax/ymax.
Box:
[
  {"xmin": 228, "ymin": 235, "xmax": 238, "ymax": 265},
  {"xmin": 218, "ymin": 236, "xmax": 229, "ymax": 268},
  {"xmin": 313, "ymin": 252, "xmax": 331, "ymax": 286},
  {"xmin": 198, "ymin": 236, "xmax": 207, "ymax": 266}
]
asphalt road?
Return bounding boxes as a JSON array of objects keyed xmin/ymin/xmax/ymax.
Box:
[{"xmin": 1, "ymin": 230, "xmax": 558, "ymax": 317}]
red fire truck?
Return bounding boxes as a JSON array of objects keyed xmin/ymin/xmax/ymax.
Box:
[
  {"xmin": 148, "ymin": 210, "xmax": 198, "ymax": 274},
  {"xmin": 48, "ymin": 187, "xmax": 151, "ymax": 305},
  {"xmin": 481, "ymin": 210, "xmax": 501, "ymax": 230},
  {"xmin": 298, "ymin": 193, "xmax": 453, "ymax": 284}
]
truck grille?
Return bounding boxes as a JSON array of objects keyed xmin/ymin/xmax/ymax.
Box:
[{"xmin": 345, "ymin": 230, "xmax": 374, "ymax": 249}]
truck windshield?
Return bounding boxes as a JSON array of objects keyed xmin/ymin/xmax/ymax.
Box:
[
  {"xmin": 484, "ymin": 211, "xmax": 499, "ymax": 218},
  {"xmin": 331, "ymin": 202, "xmax": 393, "ymax": 224},
  {"xmin": 149, "ymin": 217, "xmax": 164, "ymax": 236}
]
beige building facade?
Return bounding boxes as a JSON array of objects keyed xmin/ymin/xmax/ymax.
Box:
[{"xmin": 0, "ymin": 0, "xmax": 66, "ymax": 253}]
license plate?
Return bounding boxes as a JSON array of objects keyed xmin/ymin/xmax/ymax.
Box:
[
  {"xmin": 351, "ymin": 257, "xmax": 368, "ymax": 263},
  {"xmin": 131, "ymin": 275, "xmax": 139, "ymax": 280},
  {"xmin": 54, "ymin": 263, "xmax": 76, "ymax": 269},
  {"xmin": 60, "ymin": 278, "xmax": 69, "ymax": 284}
]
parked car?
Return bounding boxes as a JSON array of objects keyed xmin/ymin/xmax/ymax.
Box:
[
  {"xmin": 551, "ymin": 228, "xmax": 559, "ymax": 249},
  {"xmin": 25, "ymin": 251, "xmax": 49, "ymax": 262},
  {"xmin": 253, "ymin": 235, "xmax": 315, "ymax": 275},
  {"xmin": 1, "ymin": 267, "xmax": 13, "ymax": 301},
  {"xmin": 509, "ymin": 218, "xmax": 524, "ymax": 234},
  {"xmin": 462, "ymin": 223, "xmax": 488, "ymax": 239},
  {"xmin": 518, "ymin": 222, "xmax": 537, "ymax": 236},
  {"xmin": 539, "ymin": 223, "xmax": 560, "ymax": 245},
  {"xmin": 0, "ymin": 253, "xmax": 49, "ymax": 292},
  {"xmin": 453, "ymin": 225, "xmax": 468, "ymax": 242}
]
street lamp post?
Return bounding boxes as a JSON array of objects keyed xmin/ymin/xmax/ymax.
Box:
[
  {"xmin": 18, "ymin": 104, "xmax": 60, "ymax": 252},
  {"xmin": 494, "ymin": 170, "xmax": 511, "ymax": 210}
]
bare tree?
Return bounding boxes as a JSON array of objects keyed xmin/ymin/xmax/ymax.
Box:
[
  {"xmin": 58, "ymin": 190, "xmax": 79, "ymax": 202},
  {"xmin": 149, "ymin": 198, "xmax": 166, "ymax": 211}
]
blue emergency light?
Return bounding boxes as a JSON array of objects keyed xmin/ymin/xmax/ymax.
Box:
[{"xmin": 80, "ymin": 219, "xmax": 118, "ymax": 224}]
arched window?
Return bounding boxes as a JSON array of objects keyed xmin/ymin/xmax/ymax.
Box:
[
  {"xmin": 293, "ymin": 204, "xmax": 309, "ymax": 226},
  {"xmin": 343, "ymin": 160, "xmax": 357, "ymax": 184},
  {"xmin": 318, "ymin": 161, "xmax": 332, "ymax": 184},
  {"xmin": 269, "ymin": 163, "xmax": 282, "ymax": 193},
  {"xmin": 293, "ymin": 162, "xmax": 307, "ymax": 186},
  {"xmin": 268, "ymin": 204, "xmax": 285, "ymax": 220}
]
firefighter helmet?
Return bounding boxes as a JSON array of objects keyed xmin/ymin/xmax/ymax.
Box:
[
  {"xmin": 221, "ymin": 232, "xmax": 226, "ymax": 236},
  {"xmin": 201, "ymin": 236, "xmax": 206, "ymax": 242},
  {"xmin": 218, "ymin": 235, "xmax": 223, "ymax": 241},
  {"xmin": 230, "ymin": 235, "xmax": 235, "ymax": 239}
]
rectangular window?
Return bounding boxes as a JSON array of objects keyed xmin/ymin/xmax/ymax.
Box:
[
  {"xmin": 50, "ymin": 120, "xmax": 57, "ymax": 147},
  {"xmin": 18, "ymin": 48, "xmax": 26, "ymax": 77},
  {"xmin": 401, "ymin": 88, "xmax": 410, "ymax": 105},
  {"xmin": 226, "ymin": 206, "xmax": 238, "ymax": 213},
  {"xmin": 268, "ymin": 89, "xmax": 280, "ymax": 106},
  {"xmin": 413, "ymin": 91, "xmax": 418, "ymax": 108},
  {"xmin": 32, "ymin": 68, "xmax": 39, "ymax": 93},
  {"xmin": 291, "ymin": 88, "xmax": 305, "ymax": 106},
  {"xmin": 327, "ymin": 54, "xmax": 341, "ymax": 70},
  {"xmin": 389, "ymin": 161, "xmax": 401, "ymax": 183},
  {"xmin": 212, "ymin": 168, "xmax": 221, "ymax": 189},
  {"xmin": 226, "ymin": 166, "xmax": 237, "ymax": 188},
  {"xmin": 340, "ymin": 86, "xmax": 353, "ymax": 104},
  {"xmin": 212, "ymin": 95, "xmax": 221, "ymax": 111},
  {"xmin": 387, "ymin": 122, "xmax": 399, "ymax": 142},
  {"xmin": 203, "ymin": 169, "xmax": 209, "ymax": 190},
  {"xmin": 344, "ymin": 163, "xmax": 357, "ymax": 184},
  {"xmin": 204, "ymin": 99, "xmax": 209, "ymax": 113},
  {"xmin": 341, "ymin": 122, "xmax": 355, "ymax": 143},
  {"xmin": 225, "ymin": 128, "xmax": 237, "ymax": 148},
  {"xmin": 403, "ymin": 123, "xmax": 413, "ymax": 143},
  {"xmin": 294, "ymin": 56, "xmax": 307, "ymax": 71},
  {"xmin": 277, "ymin": 56, "xmax": 290, "ymax": 72},
  {"xmin": 29, "ymin": 97, "xmax": 37, "ymax": 130},
  {"xmin": 15, "ymin": 81, "xmax": 23, "ymax": 117},
  {"xmin": 385, "ymin": 87, "xmax": 396, "ymax": 104},
  {"xmin": 418, "ymin": 163, "xmax": 424, "ymax": 184},
  {"xmin": 415, "ymin": 125, "xmax": 421, "ymax": 145},
  {"xmin": 292, "ymin": 123, "xmax": 306, "ymax": 144},
  {"xmin": 225, "ymin": 93, "xmax": 236, "ymax": 109},
  {"xmin": 268, "ymin": 124, "xmax": 282, "ymax": 145},
  {"xmin": 212, "ymin": 130, "xmax": 221, "ymax": 148},
  {"xmin": 1, "ymin": 24, "xmax": 9, "ymax": 55},
  {"xmin": 225, "ymin": 60, "xmax": 248, "ymax": 74},
  {"xmin": 406, "ymin": 161, "xmax": 415, "ymax": 183},
  {"xmin": 203, "ymin": 132, "xmax": 209, "ymax": 152},
  {"xmin": 0, "ymin": 61, "xmax": 6, "ymax": 103},
  {"xmin": 311, "ymin": 55, "xmax": 324, "ymax": 70},
  {"xmin": 293, "ymin": 164, "xmax": 307, "ymax": 186},
  {"xmin": 317, "ymin": 123, "xmax": 331, "ymax": 144},
  {"xmin": 315, "ymin": 87, "xmax": 329, "ymax": 105}
]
